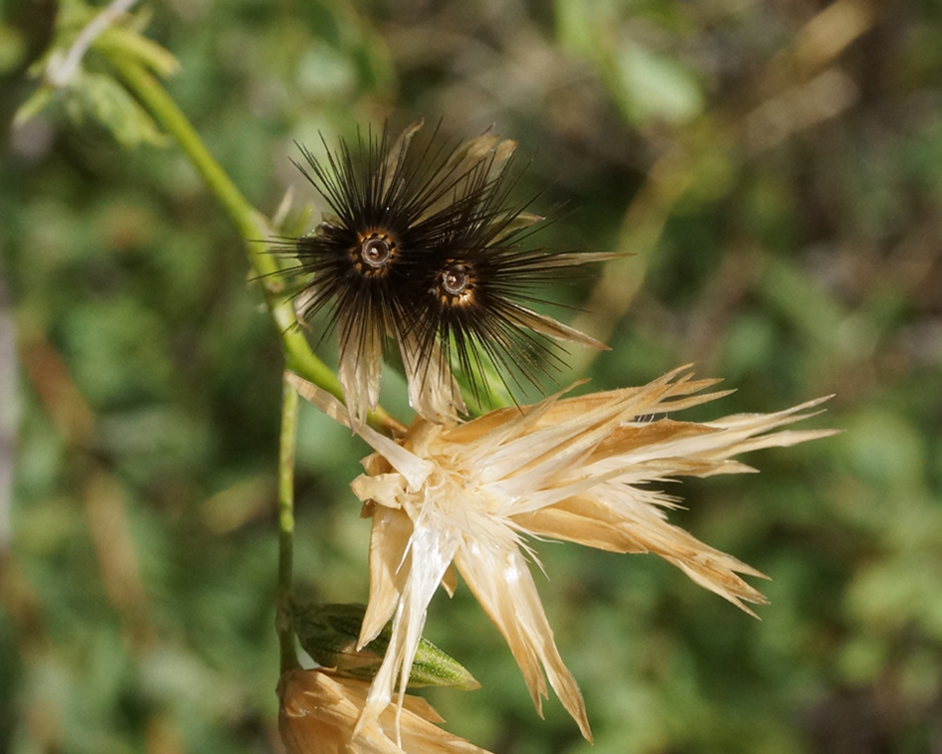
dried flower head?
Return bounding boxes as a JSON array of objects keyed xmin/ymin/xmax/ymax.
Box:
[
  {"xmin": 288, "ymin": 368, "xmax": 835, "ymax": 740},
  {"xmin": 278, "ymin": 120, "xmax": 610, "ymax": 426},
  {"xmin": 278, "ymin": 668, "xmax": 491, "ymax": 754}
]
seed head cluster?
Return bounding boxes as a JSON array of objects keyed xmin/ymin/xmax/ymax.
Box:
[
  {"xmin": 278, "ymin": 121, "xmax": 611, "ymax": 426},
  {"xmin": 276, "ymin": 122, "xmax": 835, "ymax": 754}
]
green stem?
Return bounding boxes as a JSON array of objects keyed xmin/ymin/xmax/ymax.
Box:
[
  {"xmin": 276, "ymin": 375, "xmax": 300, "ymax": 673},
  {"xmin": 111, "ymin": 59, "xmax": 402, "ymax": 431}
]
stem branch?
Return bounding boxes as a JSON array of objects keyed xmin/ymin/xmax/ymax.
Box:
[
  {"xmin": 112, "ymin": 60, "xmax": 401, "ymax": 431},
  {"xmin": 276, "ymin": 376, "xmax": 300, "ymax": 673}
]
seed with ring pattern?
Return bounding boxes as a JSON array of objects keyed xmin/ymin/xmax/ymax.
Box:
[
  {"xmin": 361, "ymin": 238, "xmax": 391, "ymax": 268},
  {"xmin": 442, "ymin": 264, "xmax": 470, "ymax": 295}
]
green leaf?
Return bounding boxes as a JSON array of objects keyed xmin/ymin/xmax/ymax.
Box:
[
  {"xmin": 0, "ymin": 22, "xmax": 28, "ymax": 74},
  {"xmin": 97, "ymin": 25, "xmax": 180, "ymax": 80},
  {"xmin": 68, "ymin": 68, "xmax": 168, "ymax": 148},
  {"xmin": 614, "ymin": 43, "xmax": 704, "ymax": 126},
  {"xmin": 13, "ymin": 85, "xmax": 56, "ymax": 128},
  {"xmin": 293, "ymin": 603, "xmax": 481, "ymax": 690}
]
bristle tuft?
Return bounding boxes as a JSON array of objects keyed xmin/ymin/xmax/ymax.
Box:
[{"xmin": 275, "ymin": 122, "xmax": 610, "ymax": 421}]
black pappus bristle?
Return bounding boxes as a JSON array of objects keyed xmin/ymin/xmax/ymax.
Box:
[
  {"xmin": 404, "ymin": 175, "xmax": 600, "ymax": 404},
  {"xmin": 278, "ymin": 120, "xmax": 609, "ymax": 421},
  {"xmin": 285, "ymin": 123, "xmax": 484, "ymax": 352}
]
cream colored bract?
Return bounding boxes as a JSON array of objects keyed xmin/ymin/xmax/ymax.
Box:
[
  {"xmin": 279, "ymin": 669, "xmax": 491, "ymax": 754},
  {"xmin": 288, "ymin": 368, "xmax": 835, "ymax": 742}
]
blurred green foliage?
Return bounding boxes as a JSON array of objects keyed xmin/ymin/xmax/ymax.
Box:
[{"xmin": 2, "ymin": 1, "xmax": 942, "ymax": 753}]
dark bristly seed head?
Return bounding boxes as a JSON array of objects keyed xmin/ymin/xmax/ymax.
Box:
[
  {"xmin": 280, "ymin": 124, "xmax": 507, "ymax": 344},
  {"xmin": 276, "ymin": 121, "xmax": 610, "ymax": 420}
]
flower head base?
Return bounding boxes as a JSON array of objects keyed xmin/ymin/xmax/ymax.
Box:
[
  {"xmin": 278, "ymin": 669, "xmax": 491, "ymax": 754},
  {"xmin": 287, "ymin": 368, "xmax": 836, "ymax": 741}
]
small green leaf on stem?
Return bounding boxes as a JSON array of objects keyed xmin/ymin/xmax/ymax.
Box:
[{"xmin": 294, "ymin": 602, "xmax": 480, "ymax": 691}]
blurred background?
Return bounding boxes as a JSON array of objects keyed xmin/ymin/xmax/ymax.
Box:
[{"xmin": 2, "ymin": 0, "xmax": 941, "ymax": 752}]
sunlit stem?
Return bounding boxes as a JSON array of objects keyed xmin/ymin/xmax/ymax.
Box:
[
  {"xmin": 111, "ymin": 59, "xmax": 401, "ymax": 432},
  {"xmin": 276, "ymin": 376, "xmax": 300, "ymax": 672}
]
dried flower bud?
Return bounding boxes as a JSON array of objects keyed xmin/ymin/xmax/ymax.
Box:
[
  {"xmin": 278, "ymin": 668, "xmax": 491, "ymax": 754},
  {"xmin": 289, "ymin": 367, "xmax": 836, "ymax": 741}
]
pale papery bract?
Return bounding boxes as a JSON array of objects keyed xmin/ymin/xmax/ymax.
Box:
[
  {"xmin": 278, "ymin": 669, "xmax": 491, "ymax": 754},
  {"xmin": 287, "ymin": 368, "xmax": 836, "ymax": 742}
]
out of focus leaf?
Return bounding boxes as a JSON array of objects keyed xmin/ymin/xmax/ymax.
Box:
[
  {"xmin": 13, "ymin": 85, "xmax": 55, "ymax": 128},
  {"xmin": 65, "ymin": 69, "xmax": 167, "ymax": 147},
  {"xmin": 296, "ymin": 44, "xmax": 357, "ymax": 99},
  {"xmin": 97, "ymin": 25, "xmax": 180, "ymax": 79},
  {"xmin": 613, "ymin": 43, "xmax": 704, "ymax": 126},
  {"xmin": 0, "ymin": 22, "xmax": 27, "ymax": 74},
  {"xmin": 555, "ymin": 0, "xmax": 703, "ymax": 126}
]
